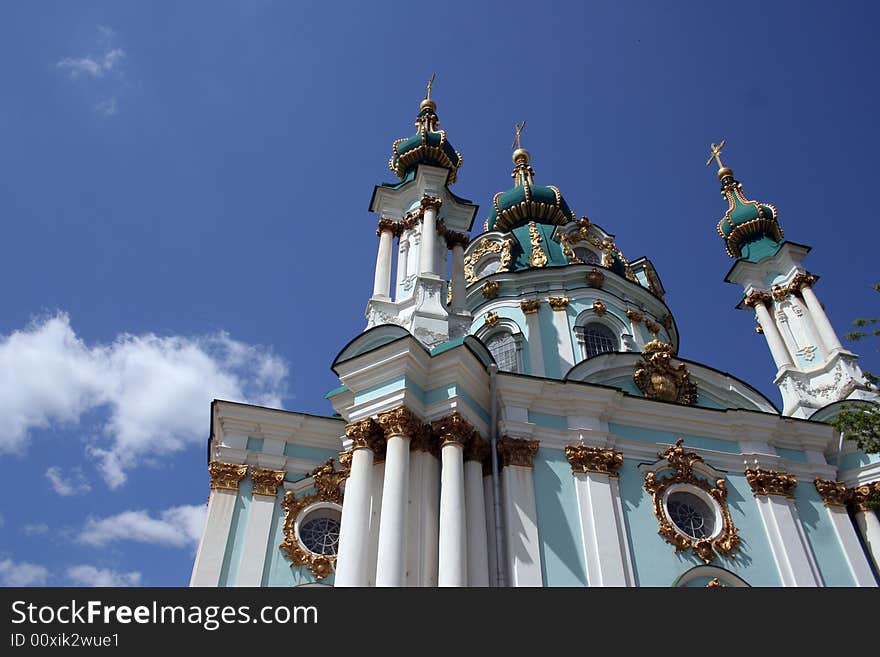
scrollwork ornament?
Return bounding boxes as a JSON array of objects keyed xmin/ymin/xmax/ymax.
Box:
[
  {"xmin": 208, "ymin": 462, "xmax": 248, "ymax": 491},
  {"xmin": 547, "ymin": 296, "xmax": 569, "ymax": 311},
  {"xmin": 520, "ymin": 299, "xmax": 541, "ymax": 314},
  {"xmin": 634, "ymin": 340, "xmax": 697, "ymax": 405},
  {"xmin": 564, "ymin": 444, "xmax": 622, "ymax": 477},
  {"xmin": 592, "ymin": 300, "xmax": 607, "ymax": 316},
  {"xmin": 745, "ymin": 467, "xmax": 797, "ymax": 498},
  {"xmin": 814, "ymin": 479, "xmax": 849, "ymax": 507},
  {"xmin": 482, "ymin": 280, "xmax": 499, "ymax": 299},
  {"xmin": 485, "ymin": 311, "xmax": 499, "ymax": 328},
  {"xmin": 251, "ymin": 467, "xmax": 285, "ymax": 497},
  {"xmin": 497, "ymin": 436, "xmax": 539, "ymax": 468},
  {"xmin": 376, "ymin": 406, "xmax": 423, "ymax": 439}
]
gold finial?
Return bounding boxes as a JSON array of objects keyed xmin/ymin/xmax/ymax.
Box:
[
  {"xmin": 420, "ymin": 73, "xmax": 437, "ymax": 112},
  {"xmin": 512, "ymin": 120, "xmax": 530, "ymax": 164},
  {"xmin": 426, "ymin": 72, "xmax": 435, "ymax": 100},
  {"xmin": 707, "ymin": 139, "xmax": 733, "ymax": 180}
]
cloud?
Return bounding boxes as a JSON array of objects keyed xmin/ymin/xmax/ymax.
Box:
[
  {"xmin": 45, "ymin": 466, "xmax": 92, "ymax": 496},
  {"xmin": 57, "ymin": 48, "xmax": 125, "ymax": 80},
  {"xmin": 67, "ymin": 565, "xmax": 141, "ymax": 587},
  {"xmin": 0, "ymin": 558, "xmax": 50, "ymax": 586},
  {"xmin": 22, "ymin": 523, "xmax": 49, "ymax": 536},
  {"xmin": 78, "ymin": 504, "xmax": 206, "ymax": 549},
  {"xmin": 94, "ymin": 98, "xmax": 118, "ymax": 117},
  {"xmin": 0, "ymin": 312, "xmax": 288, "ymax": 487}
]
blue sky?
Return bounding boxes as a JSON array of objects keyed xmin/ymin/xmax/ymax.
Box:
[{"xmin": 1, "ymin": 2, "xmax": 878, "ymax": 586}]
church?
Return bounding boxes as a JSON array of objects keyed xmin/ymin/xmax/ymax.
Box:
[{"xmin": 189, "ymin": 83, "xmax": 880, "ymax": 587}]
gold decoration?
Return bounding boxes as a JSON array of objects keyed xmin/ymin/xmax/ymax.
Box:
[
  {"xmin": 464, "ymin": 430, "xmax": 490, "ymax": 463},
  {"xmin": 706, "ymin": 140, "xmax": 726, "ymax": 169},
  {"xmin": 512, "ymin": 119, "xmax": 526, "ymax": 151},
  {"xmin": 444, "ymin": 230, "xmax": 470, "ymax": 249},
  {"xmin": 743, "ymin": 290, "xmax": 773, "ymax": 308},
  {"xmin": 520, "ymin": 299, "xmax": 541, "ymax": 314},
  {"xmin": 497, "ymin": 436, "xmax": 540, "ymax": 468},
  {"xmin": 634, "ymin": 340, "xmax": 697, "ymax": 405},
  {"xmin": 208, "ymin": 462, "xmax": 248, "ymax": 492},
  {"xmin": 586, "ymin": 268, "xmax": 605, "ymax": 288},
  {"xmin": 745, "ymin": 467, "xmax": 797, "ymax": 498},
  {"xmin": 482, "ymin": 280, "xmax": 500, "ymax": 299},
  {"xmin": 485, "ymin": 311, "xmax": 499, "ymax": 328},
  {"xmin": 661, "ymin": 314, "xmax": 673, "ymax": 330},
  {"xmin": 376, "ymin": 217, "xmax": 402, "ymax": 237},
  {"xmin": 643, "ymin": 439, "xmax": 740, "ymax": 564},
  {"xmin": 560, "ymin": 233, "xmax": 580, "ymax": 264},
  {"xmin": 500, "ymin": 238, "xmax": 513, "ymax": 273},
  {"xmin": 376, "ymin": 406, "xmax": 423, "ymax": 439},
  {"xmin": 251, "ymin": 467, "xmax": 285, "ymax": 497},
  {"xmin": 849, "ymin": 483, "xmax": 880, "ymax": 512},
  {"xmin": 547, "ymin": 296, "xmax": 569, "ymax": 311},
  {"xmin": 431, "ymin": 412, "xmax": 474, "ymax": 447},
  {"xmin": 528, "ymin": 221, "xmax": 548, "ymax": 268},
  {"xmin": 446, "ymin": 281, "xmax": 453, "ymax": 306},
  {"xmin": 464, "ymin": 238, "xmax": 507, "ymax": 283},
  {"xmin": 564, "ymin": 444, "xmax": 622, "ymax": 477},
  {"xmin": 788, "ymin": 272, "xmax": 817, "ymax": 293},
  {"xmin": 707, "ymin": 578, "xmax": 725, "ymax": 588},
  {"xmin": 420, "ymin": 194, "xmax": 443, "ymax": 212},
  {"xmin": 337, "ymin": 449, "xmax": 353, "ymax": 476},
  {"xmin": 389, "ymin": 96, "xmax": 462, "ymax": 184},
  {"xmin": 626, "ymin": 308, "xmax": 644, "ymax": 323},
  {"xmin": 279, "ymin": 489, "xmax": 343, "ymax": 580},
  {"xmin": 772, "ymin": 285, "xmax": 790, "ymax": 302},
  {"xmin": 755, "ymin": 325, "xmax": 764, "ymax": 334},
  {"xmin": 813, "ymin": 479, "xmax": 849, "ymax": 508},
  {"xmin": 344, "ymin": 418, "xmax": 385, "ymax": 455},
  {"xmin": 592, "ymin": 300, "xmax": 607, "ymax": 316},
  {"xmin": 311, "ymin": 457, "xmax": 345, "ymax": 504},
  {"xmin": 644, "ymin": 319, "xmax": 661, "ymax": 337}
]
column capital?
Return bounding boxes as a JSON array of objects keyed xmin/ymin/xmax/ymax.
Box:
[
  {"xmin": 431, "ymin": 412, "xmax": 474, "ymax": 447},
  {"xmin": 564, "ymin": 444, "xmax": 623, "ymax": 477},
  {"xmin": 410, "ymin": 422, "xmax": 440, "ymax": 456},
  {"xmin": 789, "ymin": 271, "xmax": 817, "ymax": 293},
  {"xmin": 745, "ymin": 467, "xmax": 797, "ymax": 498},
  {"xmin": 250, "ymin": 467, "xmax": 285, "ymax": 497},
  {"xmin": 547, "ymin": 296, "xmax": 569, "ymax": 311},
  {"xmin": 444, "ymin": 230, "xmax": 470, "ymax": 249},
  {"xmin": 813, "ymin": 478, "xmax": 849, "ymax": 508},
  {"xmin": 208, "ymin": 461, "xmax": 248, "ymax": 491},
  {"xmin": 464, "ymin": 430, "xmax": 489, "ymax": 463},
  {"xmin": 420, "ymin": 194, "xmax": 443, "ymax": 212},
  {"xmin": 743, "ymin": 290, "xmax": 773, "ymax": 308},
  {"xmin": 377, "ymin": 217, "xmax": 403, "ymax": 238},
  {"xmin": 402, "ymin": 211, "xmax": 420, "ymax": 231},
  {"xmin": 497, "ymin": 435, "xmax": 540, "ymax": 468},
  {"xmin": 344, "ymin": 418, "xmax": 385, "ymax": 454},
  {"xmin": 520, "ymin": 298, "xmax": 541, "ymax": 314},
  {"xmin": 850, "ymin": 482, "xmax": 880, "ymax": 512},
  {"xmin": 376, "ymin": 405, "xmax": 422, "ymax": 438}
]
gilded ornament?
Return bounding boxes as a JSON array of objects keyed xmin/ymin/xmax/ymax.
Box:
[
  {"xmin": 592, "ymin": 299, "xmax": 607, "ymax": 316},
  {"xmin": 311, "ymin": 457, "xmax": 345, "ymax": 504},
  {"xmin": 431, "ymin": 412, "xmax": 474, "ymax": 447},
  {"xmin": 788, "ymin": 272, "xmax": 817, "ymax": 293},
  {"xmin": 464, "ymin": 238, "xmax": 505, "ymax": 283},
  {"xmin": 626, "ymin": 308, "xmax": 644, "ymax": 324},
  {"xmin": 376, "ymin": 406, "xmax": 423, "ymax": 439},
  {"xmin": 634, "ymin": 340, "xmax": 697, "ymax": 405},
  {"xmin": 528, "ymin": 221, "xmax": 548, "ymax": 268},
  {"xmin": 208, "ymin": 461, "xmax": 248, "ymax": 492},
  {"xmin": 547, "ymin": 296, "xmax": 569, "ymax": 311},
  {"xmin": 813, "ymin": 479, "xmax": 849, "ymax": 507},
  {"xmin": 410, "ymin": 422, "xmax": 439, "ymax": 456},
  {"xmin": 772, "ymin": 285, "xmax": 789, "ymax": 302},
  {"xmin": 643, "ymin": 439, "xmax": 740, "ymax": 564},
  {"xmin": 520, "ymin": 299, "xmax": 541, "ymax": 314},
  {"xmin": 743, "ymin": 290, "xmax": 773, "ymax": 309},
  {"xmin": 560, "ymin": 233, "xmax": 580, "ymax": 264},
  {"xmin": 707, "ymin": 578, "xmax": 725, "ymax": 588},
  {"xmin": 464, "ymin": 430, "xmax": 490, "ymax": 463},
  {"xmin": 344, "ymin": 418, "xmax": 385, "ymax": 454},
  {"xmin": 497, "ymin": 436, "xmax": 540, "ymax": 468},
  {"xmin": 586, "ymin": 268, "xmax": 605, "ymax": 288},
  {"xmin": 849, "ymin": 482, "xmax": 880, "ymax": 512},
  {"xmin": 376, "ymin": 217, "xmax": 402, "ymax": 237},
  {"xmin": 644, "ymin": 319, "xmax": 661, "ymax": 337},
  {"xmin": 745, "ymin": 467, "xmax": 797, "ymax": 498},
  {"xmin": 482, "ymin": 280, "xmax": 500, "ymax": 299},
  {"xmin": 661, "ymin": 314, "xmax": 673, "ymax": 330},
  {"xmin": 564, "ymin": 444, "xmax": 622, "ymax": 477},
  {"xmin": 444, "ymin": 230, "xmax": 470, "ymax": 249},
  {"xmin": 485, "ymin": 311, "xmax": 499, "ymax": 328},
  {"xmin": 755, "ymin": 325, "xmax": 764, "ymax": 334},
  {"xmin": 279, "ymin": 482, "xmax": 344, "ymax": 581},
  {"xmin": 251, "ymin": 467, "xmax": 285, "ymax": 497}
]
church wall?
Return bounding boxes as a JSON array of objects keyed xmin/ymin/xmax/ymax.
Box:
[
  {"xmin": 792, "ymin": 483, "xmax": 856, "ymax": 586},
  {"xmin": 218, "ymin": 478, "xmax": 252, "ymax": 586},
  {"xmin": 608, "ymin": 423, "xmax": 742, "ymax": 454},
  {"xmin": 532, "ymin": 447, "xmax": 589, "ymax": 586},
  {"xmin": 537, "ymin": 305, "xmax": 562, "ymax": 378}
]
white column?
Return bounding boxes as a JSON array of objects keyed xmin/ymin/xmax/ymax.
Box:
[
  {"xmin": 800, "ymin": 285, "xmax": 844, "ymax": 352},
  {"xmin": 335, "ymin": 447, "xmax": 375, "ymax": 587},
  {"xmin": 396, "ymin": 237, "xmax": 410, "ymax": 296},
  {"xmin": 451, "ymin": 242, "xmax": 467, "ymax": 313},
  {"xmin": 824, "ymin": 505, "xmax": 877, "ymax": 586},
  {"xmin": 572, "ymin": 472, "xmax": 632, "ymax": 586},
  {"xmin": 366, "ymin": 460, "xmax": 384, "ymax": 586},
  {"xmin": 190, "ymin": 489, "xmax": 238, "ymax": 587},
  {"xmin": 753, "ymin": 301, "xmax": 794, "ymax": 369},
  {"xmin": 521, "ymin": 304, "xmax": 546, "ymax": 377},
  {"xmin": 465, "ymin": 457, "xmax": 490, "ymax": 587},
  {"xmin": 439, "ymin": 439, "xmax": 467, "ymax": 586},
  {"xmin": 549, "ymin": 300, "xmax": 575, "ymax": 373},
  {"xmin": 375, "ymin": 431, "xmax": 412, "ymax": 586},
  {"xmin": 753, "ymin": 493, "xmax": 822, "ymax": 586},
  {"xmin": 483, "ymin": 472, "xmax": 499, "ymax": 587},
  {"xmin": 373, "ymin": 224, "xmax": 395, "ymax": 299},
  {"xmin": 236, "ymin": 469, "xmax": 284, "ymax": 587},
  {"xmin": 406, "ymin": 448, "xmax": 440, "ymax": 587},
  {"xmin": 502, "ymin": 465, "xmax": 543, "ymax": 586},
  {"xmin": 419, "ymin": 199, "xmax": 440, "ymax": 276},
  {"xmin": 853, "ymin": 499, "xmax": 880, "ymax": 577}
]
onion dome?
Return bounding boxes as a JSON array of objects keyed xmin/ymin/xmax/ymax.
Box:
[
  {"xmin": 388, "ymin": 85, "xmax": 463, "ymax": 185},
  {"xmin": 486, "ymin": 147, "xmax": 576, "ymax": 232},
  {"xmin": 709, "ymin": 141, "xmax": 784, "ymax": 261}
]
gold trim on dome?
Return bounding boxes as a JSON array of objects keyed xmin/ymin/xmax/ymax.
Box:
[
  {"xmin": 634, "ymin": 340, "xmax": 697, "ymax": 405},
  {"xmin": 208, "ymin": 462, "xmax": 248, "ymax": 492},
  {"xmin": 643, "ymin": 439, "xmax": 740, "ymax": 564},
  {"xmin": 251, "ymin": 467, "xmax": 285, "ymax": 497},
  {"xmin": 431, "ymin": 412, "xmax": 474, "ymax": 448},
  {"xmin": 745, "ymin": 467, "xmax": 797, "ymax": 498},
  {"xmin": 497, "ymin": 436, "xmax": 540, "ymax": 468},
  {"xmin": 547, "ymin": 296, "xmax": 569, "ymax": 311},
  {"xmin": 813, "ymin": 479, "xmax": 849, "ymax": 508},
  {"xmin": 520, "ymin": 299, "xmax": 541, "ymax": 314},
  {"xmin": 586, "ymin": 268, "xmax": 605, "ymax": 288},
  {"xmin": 564, "ymin": 444, "xmax": 622, "ymax": 477},
  {"xmin": 528, "ymin": 221, "xmax": 548, "ymax": 268},
  {"xmin": 484, "ymin": 311, "xmax": 499, "ymax": 328},
  {"xmin": 592, "ymin": 300, "xmax": 607, "ymax": 316},
  {"xmin": 279, "ymin": 458, "xmax": 346, "ymax": 581},
  {"xmin": 481, "ymin": 280, "xmax": 500, "ymax": 299}
]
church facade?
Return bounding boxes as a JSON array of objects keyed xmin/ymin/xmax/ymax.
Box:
[{"xmin": 190, "ymin": 89, "xmax": 880, "ymax": 587}]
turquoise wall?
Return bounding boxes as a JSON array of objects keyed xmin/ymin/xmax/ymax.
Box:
[
  {"xmin": 609, "ymin": 423, "xmax": 740, "ymax": 454},
  {"xmin": 794, "ymin": 483, "xmax": 855, "ymax": 586},
  {"xmin": 218, "ymin": 478, "xmax": 252, "ymax": 586}
]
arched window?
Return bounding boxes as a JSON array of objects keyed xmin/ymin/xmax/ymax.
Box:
[
  {"xmin": 582, "ymin": 323, "xmax": 617, "ymax": 358},
  {"xmin": 574, "ymin": 247, "xmax": 599, "ymax": 265},
  {"xmin": 486, "ymin": 331, "xmax": 519, "ymax": 373}
]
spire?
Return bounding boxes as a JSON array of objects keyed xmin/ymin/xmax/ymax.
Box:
[
  {"xmin": 708, "ymin": 140, "xmax": 784, "ymax": 261},
  {"xmin": 511, "ymin": 120, "xmax": 535, "ymax": 187},
  {"xmin": 388, "ymin": 75, "xmax": 462, "ymax": 184}
]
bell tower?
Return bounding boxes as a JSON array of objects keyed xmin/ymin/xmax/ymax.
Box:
[{"xmin": 710, "ymin": 141, "xmax": 875, "ymax": 418}]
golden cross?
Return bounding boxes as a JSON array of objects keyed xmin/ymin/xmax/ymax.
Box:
[
  {"xmin": 512, "ymin": 120, "xmax": 526, "ymax": 150},
  {"xmin": 706, "ymin": 139, "xmax": 726, "ymax": 168},
  {"xmin": 426, "ymin": 73, "xmax": 436, "ymax": 100}
]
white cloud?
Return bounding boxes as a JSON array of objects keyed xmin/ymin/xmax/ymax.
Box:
[
  {"xmin": 67, "ymin": 565, "xmax": 141, "ymax": 587},
  {"xmin": 22, "ymin": 523, "xmax": 49, "ymax": 536},
  {"xmin": 57, "ymin": 48, "xmax": 125, "ymax": 79},
  {"xmin": 0, "ymin": 558, "xmax": 50, "ymax": 586},
  {"xmin": 94, "ymin": 98, "xmax": 118, "ymax": 117},
  {"xmin": 78, "ymin": 504, "xmax": 206, "ymax": 549},
  {"xmin": 45, "ymin": 466, "xmax": 92, "ymax": 496},
  {"xmin": 0, "ymin": 312, "xmax": 288, "ymax": 487}
]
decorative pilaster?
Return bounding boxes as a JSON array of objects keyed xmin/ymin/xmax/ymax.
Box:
[
  {"xmin": 520, "ymin": 298, "xmax": 545, "ymax": 376},
  {"xmin": 250, "ymin": 467, "xmax": 285, "ymax": 497},
  {"xmin": 406, "ymin": 422, "xmax": 440, "ymax": 586},
  {"xmin": 547, "ymin": 297, "xmax": 575, "ymax": 373},
  {"xmin": 851, "ymin": 482, "xmax": 880, "ymax": 578},
  {"xmin": 432, "ymin": 413, "xmax": 471, "ymax": 586},
  {"xmin": 797, "ymin": 280, "xmax": 845, "ymax": 353},
  {"xmin": 373, "ymin": 218, "xmax": 398, "ymax": 300},
  {"xmin": 520, "ymin": 299, "xmax": 541, "ymax": 314},
  {"xmin": 547, "ymin": 296, "xmax": 569, "ymax": 311},
  {"xmin": 497, "ymin": 436, "xmax": 542, "ymax": 585},
  {"xmin": 448, "ymin": 233, "xmax": 469, "ymax": 314},
  {"xmin": 238, "ymin": 466, "xmax": 287, "ymax": 586},
  {"xmin": 813, "ymin": 479, "xmax": 878, "ymax": 586}
]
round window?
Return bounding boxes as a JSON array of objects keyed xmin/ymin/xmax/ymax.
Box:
[
  {"xmin": 296, "ymin": 506, "xmax": 342, "ymax": 556},
  {"xmin": 666, "ymin": 491, "xmax": 715, "ymax": 539}
]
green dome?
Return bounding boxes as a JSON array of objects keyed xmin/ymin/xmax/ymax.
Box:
[
  {"xmin": 389, "ymin": 103, "xmax": 462, "ymax": 184},
  {"xmin": 715, "ymin": 172, "xmax": 783, "ymax": 260}
]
